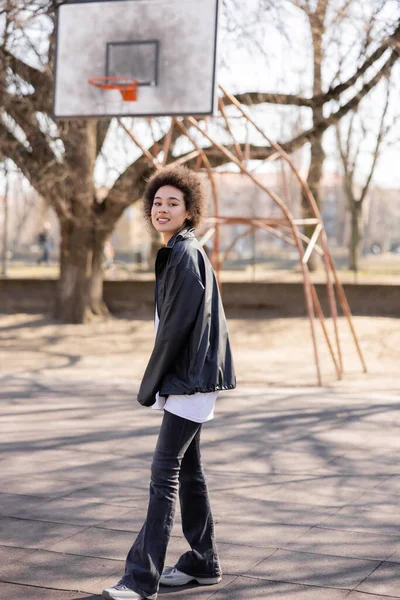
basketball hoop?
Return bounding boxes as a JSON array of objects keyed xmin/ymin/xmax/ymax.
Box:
[{"xmin": 88, "ymin": 76, "xmax": 139, "ymax": 101}]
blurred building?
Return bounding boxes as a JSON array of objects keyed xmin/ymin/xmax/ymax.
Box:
[
  {"xmin": 111, "ymin": 200, "xmax": 151, "ymax": 264},
  {"xmin": 0, "ymin": 175, "xmax": 60, "ymax": 260},
  {"xmin": 363, "ymin": 187, "xmax": 400, "ymax": 252},
  {"xmin": 2, "ymin": 170, "xmax": 399, "ymax": 264}
]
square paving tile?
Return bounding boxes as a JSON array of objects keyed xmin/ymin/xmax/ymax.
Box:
[
  {"xmin": 63, "ymin": 484, "xmax": 149, "ymax": 508},
  {"xmin": 265, "ymin": 449, "xmax": 342, "ymax": 473},
  {"xmin": 0, "ymin": 454, "xmax": 94, "ymax": 480},
  {"xmin": 60, "ymin": 465, "xmax": 152, "ymax": 489},
  {"xmin": 346, "ymin": 592, "xmax": 400, "ymax": 600},
  {"xmin": 212, "ymin": 477, "xmax": 286, "ymax": 508},
  {"xmin": 97, "ymin": 509, "xmax": 150, "ymax": 534},
  {"xmin": 0, "ymin": 582, "xmax": 102, "ymax": 600},
  {"xmin": 265, "ymin": 480, "xmax": 366, "ymax": 507},
  {"xmin": 247, "ymin": 548, "xmax": 380, "ymax": 588},
  {"xmin": 0, "ymin": 476, "xmax": 88, "ymax": 500},
  {"xmin": 285, "ymin": 527, "xmax": 400, "ymax": 561},
  {"xmin": 330, "ymin": 474, "xmax": 390, "ymax": 491},
  {"xmin": 209, "ymin": 576, "xmax": 349, "ymax": 599},
  {"xmin": 0, "ymin": 517, "xmax": 85, "ymax": 550},
  {"xmin": 326, "ymin": 455, "xmax": 400, "ymax": 476},
  {"xmin": 49, "ymin": 526, "xmax": 139, "ymax": 560},
  {"xmin": 320, "ymin": 506, "xmax": 400, "ymax": 535},
  {"xmin": 0, "ymin": 493, "xmax": 48, "ymax": 517},
  {"xmin": 388, "ymin": 547, "xmax": 400, "ymax": 563},
  {"xmin": 211, "ymin": 494, "xmax": 308, "ymax": 524},
  {"xmin": 350, "ymin": 490, "xmax": 400, "ymax": 513},
  {"xmin": 380, "ymin": 475, "xmax": 400, "ymax": 494},
  {"xmin": 214, "ymin": 520, "xmax": 309, "ymax": 548},
  {"xmin": 316, "ymin": 427, "xmax": 400, "ymax": 454},
  {"xmin": 46, "ymin": 459, "xmax": 149, "ymax": 485},
  {"xmin": 0, "ymin": 545, "xmax": 37, "ymax": 566},
  {"xmin": 165, "ymin": 538, "xmax": 276, "ymax": 575},
  {"xmin": 205, "ymin": 471, "xmax": 285, "ymax": 493},
  {"xmin": 356, "ymin": 561, "xmax": 400, "ymax": 596},
  {"xmin": 0, "ymin": 549, "xmax": 123, "ymax": 592},
  {"xmin": 16, "ymin": 497, "xmax": 134, "ymax": 527},
  {"xmin": 214, "ymin": 497, "xmax": 338, "ymax": 527},
  {"xmin": 231, "ymin": 475, "xmax": 388, "ymax": 501}
]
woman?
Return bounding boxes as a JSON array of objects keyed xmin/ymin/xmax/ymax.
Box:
[{"xmin": 102, "ymin": 166, "xmax": 236, "ymax": 600}]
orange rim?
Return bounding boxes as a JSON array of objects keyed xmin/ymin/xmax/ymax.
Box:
[{"xmin": 88, "ymin": 77, "xmax": 138, "ymax": 101}]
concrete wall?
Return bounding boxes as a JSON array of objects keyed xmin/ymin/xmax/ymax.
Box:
[{"xmin": 1, "ymin": 278, "xmax": 399, "ymax": 318}]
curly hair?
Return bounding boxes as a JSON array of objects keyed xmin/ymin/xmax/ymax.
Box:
[{"xmin": 142, "ymin": 166, "xmax": 206, "ymax": 228}]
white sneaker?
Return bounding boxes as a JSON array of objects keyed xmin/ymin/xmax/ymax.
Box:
[
  {"xmin": 160, "ymin": 566, "xmax": 221, "ymax": 587},
  {"xmin": 102, "ymin": 583, "xmax": 145, "ymax": 599}
]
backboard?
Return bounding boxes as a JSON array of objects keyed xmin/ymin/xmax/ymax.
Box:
[{"xmin": 53, "ymin": 0, "xmax": 220, "ymax": 118}]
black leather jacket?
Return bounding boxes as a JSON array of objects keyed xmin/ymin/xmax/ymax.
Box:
[{"xmin": 137, "ymin": 226, "xmax": 236, "ymax": 407}]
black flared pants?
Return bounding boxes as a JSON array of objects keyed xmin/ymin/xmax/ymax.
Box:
[{"xmin": 121, "ymin": 410, "xmax": 221, "ymax": 599}]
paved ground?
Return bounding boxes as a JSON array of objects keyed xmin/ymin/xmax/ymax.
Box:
[{"xmin": 1, "ymin": 313, "xmax": 400, "ymax": 599}]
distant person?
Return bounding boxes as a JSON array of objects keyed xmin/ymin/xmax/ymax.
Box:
[
  {"xmin": 37, "ymin": 223, "xmax": 51, "ymax": 265},
  {"xmin": 102, "ymin": 166, "xmax": 236, "ymax": 600}
]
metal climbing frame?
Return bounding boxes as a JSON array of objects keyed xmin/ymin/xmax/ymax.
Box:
[{"xmin": 118, "ymin": 87, "xmax": 367, "ymax": 385}]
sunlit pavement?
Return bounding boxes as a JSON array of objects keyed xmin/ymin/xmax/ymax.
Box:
[{"xmin": 1, "ymin": 313, "xmax": 399, "ymax": 600}]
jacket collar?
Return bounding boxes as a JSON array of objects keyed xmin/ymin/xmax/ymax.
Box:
[
  {"xmin": 166, "ymin": 225, "xmax": 195, "ymax": 248},
  {"xmin": 155, "ymin": 225, "xmax": 195, "ymax": 277}
]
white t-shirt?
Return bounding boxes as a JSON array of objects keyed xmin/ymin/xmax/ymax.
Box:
[{"xmin": 151, "ymin": 309, "xmax": 217, "ymax": 423}]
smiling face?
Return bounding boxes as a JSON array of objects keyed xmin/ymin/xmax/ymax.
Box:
[{"xmin": 151, "ymin": 185, "xmax": 190, "ymax": 244}]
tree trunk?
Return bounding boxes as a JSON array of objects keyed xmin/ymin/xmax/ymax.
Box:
[
  {"xmin": 349, "ymin": 203, "xmax": 363, "ymax": 272},
  {"xmin": 53, "ymin": 119, "xmax": 113, "ymax": 324},
  {"xmin": 55, "ymin": 219, "xmax": 109, "ymax": 323},
  {"xmin": 302, "ymin": 130, "xmax": 325, "ymax": 271},
  {"xmin": 55, "ymin": 221, "xmax": 91, "ymax": 323},
  {"xmin": 89, "ymin": 233, "xmax": 109, "ymax": 316},
  {"xmin": 301, "ymin": 1, "xmax": 328, "ymax": 272}
]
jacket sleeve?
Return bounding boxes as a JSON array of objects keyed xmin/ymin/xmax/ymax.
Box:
[{"xmin": 137, "ymin": 265, "xmax": 205, "ymax": 406}]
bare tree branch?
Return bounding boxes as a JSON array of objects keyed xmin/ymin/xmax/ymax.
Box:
[
  {"xmin": 229, "ymin": 92, "xmax": 314, "ymax": 107},
  {"xmin": 0, "ymin": 119, "xmax": 72, "ymax": 221},
  {"xmin": 96, "ymin": 119, "xmax": 112, "ymax": 156},
  {"xmin": 101, "ymin": 125, "xmax": 182, "ymax": 216},
  {"xmin": 1, "ymin": 46, "xmax": 51, "ymax": 91},
  {"xmin": 225, "ymin": 22, "xmax": 400, "ymax": 110},
  {"xmin": 335, "ymin": 122, "xmax": 354, "ymax": 203},
  {"xmin": 3, "ymin": 98, "xmax": 58, "ymax": 166},
  {"xmin": 288, "ymin": 48, "xmax": 398, "ymax": 153},
  {"xmin": 359, "ymin": 77, "xmax": 391, "ymax": 204},
  {"xmin": 321, "ymin": 24, "xmax": 400, "ymax": 104}
]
